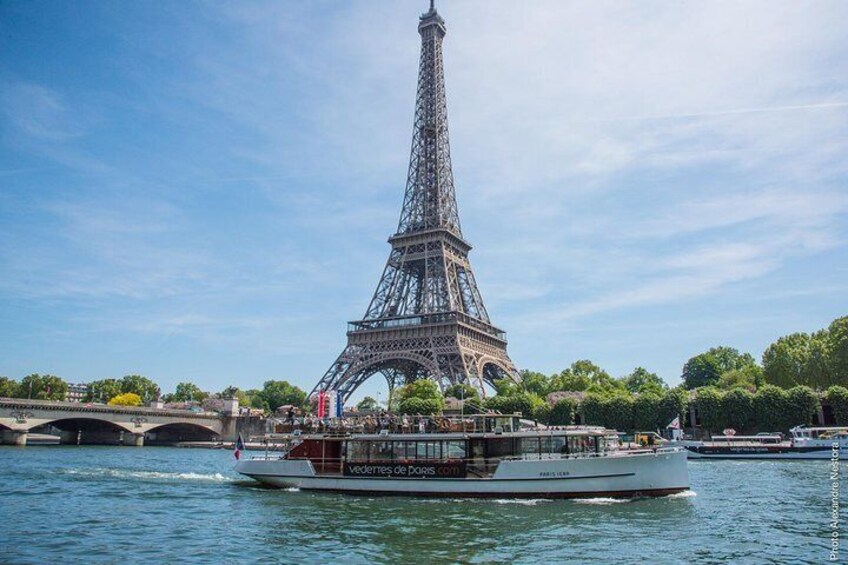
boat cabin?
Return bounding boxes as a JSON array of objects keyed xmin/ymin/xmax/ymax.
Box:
[{"xmin": 269, "ymin": 422, "xmax": 621, "ymax": 479}]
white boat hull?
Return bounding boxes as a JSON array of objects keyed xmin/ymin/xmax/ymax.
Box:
[{"xmin": 235, "ymin": 449, "xmax": 689, "ymax": 498}]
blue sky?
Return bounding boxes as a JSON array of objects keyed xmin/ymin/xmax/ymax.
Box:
[{"xmin": 1, "ymin": 1, "xmax": 847, "ymax": 400}]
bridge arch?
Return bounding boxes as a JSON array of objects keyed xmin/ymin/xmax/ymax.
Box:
[
  {"xmin": 34, "ymin": 417, "xmax": 136, "ymax": 434},
  {"xmin": 144, "ymin": 422, "xmax": 220, "ymax": 444}
]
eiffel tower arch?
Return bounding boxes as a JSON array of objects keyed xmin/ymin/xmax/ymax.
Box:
[{"xmin": 312, "ymin": 3, "xmax": 520, "ymax": 402}]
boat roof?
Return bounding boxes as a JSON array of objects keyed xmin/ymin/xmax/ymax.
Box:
[{"xmin": 261, "ymin": 427, "xmax": 616, "ymax": 442}]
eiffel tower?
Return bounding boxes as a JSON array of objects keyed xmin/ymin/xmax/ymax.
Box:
[{"xmin": 312, "ymin": 2, "xmax": 520, "ymax": 402}]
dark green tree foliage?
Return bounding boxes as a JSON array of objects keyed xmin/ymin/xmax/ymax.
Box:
[
  {"xmin": 18, "ymin": 374, "xmax": 67, "ymax": 401},
  {"xmin": 0, "ymin": 376, "xmax": 18, "ymax": 397},
  {"xmin": 396, "ymin": 380, "xmax": 444, "ymax": 415},
  {"xmin": 399, "ymin": 397, "xmax": 442, "ymax": 415},
  {"xmin": 828, "ymin": 316, "xmax": 848, "ymax": 384},
  {"xmin": 519, "ymin": 370, "xmax": 551, "ymax": 397},
  {"xmin": 658, "ymin": 388, "xmax": 688, "ymax": 428},
  {"xmin": 694, "ymin": 387, "xmax": 724, "ymax": 432},
  {"xmin": 605, "ymin": 395, "xmax": 634, "ymax": 432},
  {"xmin": 86, "ymin": 378, "xmax": 122, "ymax": 402},
  {"xmin": 257, "ymin": 380, "xmax": 307, "ymax": 411},
  {"xmin": 762, "ymin": 333, "xmax": 811, "ymax": 388},
  {"xmin": 533, "ymin": 404, "xmax": 551, "ymax": 424},
  {"xmin": 356, "ymin": 396, "xmax": 379, "ymax": 413},
  {"xmin": 753, "ymin": 385, "xmax": 790, "ymax": 432},
  {"xmin": 825, "ymin": 386, "xmax": 848, "ymax": 425},
  {"xmin": 485, "ymin": 392, "xmax": 538, "ymax": 417},
  {"xmin": 717, "ymin": 365, "xmax": 763, "ymax": 391},
  {"xmin": 682, "ymin": 346, "xmax": 756, "ymax": 389},
  {"xmin": 443, "ymin": 383, "xmax": 480, "ymax": 401},
  {"xmin": 622, "ymin": 368, "xmax": 666, "ymax": 395},
  {"xmin": 119, "ymin": 375, "xmax": 160, "ymax": 403},
  {"xmin": 785, "ymin": 386, "xmax": 820, "ymax": 427},
  {"xmin": 171, "ymin": 382, "xmax": 208, "ymax": 402},
  {"xmin": 632, "ymin": 392, "xmax": 662, "ymax": 431},
  {"xmin": 243, "ymin": 389, "xmax": 267, "ymax": 410},
  {"xmin": 548, "ymin": 398, "xmax": 577, "ymax": 426},
  {"xmin": 721, "ymin": 388, "xmax": 755, "ymax": 432},
  {"xmin": 580, "ymin": 393, "xmax": 605, "ymax": 426},
  {"xmin": 551, "ymin": 360, "xmax": 617, "ymax": 393}
]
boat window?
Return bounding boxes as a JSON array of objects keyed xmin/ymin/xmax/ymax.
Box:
[
  {"xmin": 393, "ymin": 441, "xmax": 416, "ymax": 461},
  {"xmin": 372, "ymin": 441, "xmax": 393, "ymax": 461},
  {"xmin": 541, "ymin": 436, "xmax": 566, "ymax": 454},
  {"xmin": 445, "ymin": 441, "xmax": 466, "ymax": 459},
  {"xmin": 568, "ymin": 436, "xmax": 594, "ymax": 454},
  {"xmin": 348, "ymin": 441, "xmax": 369, "ymax": 461},
  {"xmin": 487, "ymin": 438, "xmax": 515, "ymax": 457},
  {"xmin": 416, "ymin": 441, "xmax": 441, "ymax": 460},
  {"xmin": 520, "ymin": 437, "xmax": 540, "ymax": 455}
]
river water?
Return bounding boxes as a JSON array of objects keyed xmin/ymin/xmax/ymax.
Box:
[{"xmin": 0, "ymin": 446, "xmax": 842, "ymax": 564}]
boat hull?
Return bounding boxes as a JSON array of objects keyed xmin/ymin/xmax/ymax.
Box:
[
  {"xmin": 685, "ymin": 445, "xmax": 848, "ymax": 460},
  {"xmin": 235, "ymin": 449, "xmax": 689, "ymax": 498}
]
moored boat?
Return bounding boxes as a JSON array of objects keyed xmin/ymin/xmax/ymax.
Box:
[
  {"xmin": 683, "ymin": 426, "xmax": 848, "ymax": 460},
  {"xmin": 235, "ymin": 414, "xmax": 689, "ymax": 498}
]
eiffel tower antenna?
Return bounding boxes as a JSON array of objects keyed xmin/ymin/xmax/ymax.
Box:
[{"xmin": 312, "ymin": 3, "xmax": 520, "ymax": 402}]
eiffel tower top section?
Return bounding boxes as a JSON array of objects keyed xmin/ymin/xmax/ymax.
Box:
[{"xmin": 394, "ymin": 0, "xmax": 463, "ymax": 243}]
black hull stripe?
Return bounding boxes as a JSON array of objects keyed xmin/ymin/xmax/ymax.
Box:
[
  {"xmin": 242, "ymin": 484, "xmax": 688, "ymax": 499},
  {"xmin": 243, "ymin": 471, "xmax": 636, "ymax": 482}
]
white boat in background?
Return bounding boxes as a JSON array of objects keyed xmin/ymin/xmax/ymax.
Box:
[
  {"xmin": 235, "ymin": 414, "xmax": 689, "ymax": 498},
  {"xmin": 683, "ymin": 426, "xmax": 848, "ymax": 460}
]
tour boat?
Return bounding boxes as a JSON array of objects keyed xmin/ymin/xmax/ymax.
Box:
[
  {"xmin": 683, "ymin": 426, "xmax": 848, "ymax": 460},
  {"xmin": 234, "ymin": 414, "xmax": 689, "ymax": 498}
]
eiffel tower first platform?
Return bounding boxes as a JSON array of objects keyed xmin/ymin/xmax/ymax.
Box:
[{"xmin": 312, "ymin": 2, "xmax": 520, "ymax": 402}]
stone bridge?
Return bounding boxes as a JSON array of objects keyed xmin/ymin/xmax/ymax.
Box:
[{"xmin": 0, "ymin": 398, "xmax": 240, "ymax": 446}]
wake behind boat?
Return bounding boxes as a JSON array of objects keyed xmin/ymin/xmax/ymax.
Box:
[{"xmin": 234, "ymin": 414, "xmax": 689, "ymax": 498}]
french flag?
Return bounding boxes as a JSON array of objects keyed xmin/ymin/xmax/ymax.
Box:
[{"xmin": 233, "ymin": 434, "xmax": 245, "ymax": 460}]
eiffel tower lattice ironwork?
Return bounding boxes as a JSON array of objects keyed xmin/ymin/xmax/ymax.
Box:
[{"xmin": 312, "ymin": 2, "xmax": 520, "ymax": 402}]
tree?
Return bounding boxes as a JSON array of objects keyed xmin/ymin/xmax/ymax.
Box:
[
  {"xmin": 256, "ymin": 380, "xmax": 307, "ymax": 412},
  {"xmin": 605, "ymin": 394, "xmax": 635, "ymax": 432},
  {"xmin": 550, "ymin": 369, "xmax": 590, "ymax": 392},
  {"xmin": 108, "ymin": 392, "xmax": 142, "ymax": 406},
  {"xmin": 762, "ymin": 333, "xmax": 811, "ymax": 388},
  {"xmin": 171, "ymin": 382, "xmax": 208, "ymax": 403},
  {"xmin": 399, "ymin": 397, "xmax": 442, "ymax": 415},
  {"xmin": 484, "ymin": 392, "xmax": 541, "ymax": 417},
  {"xmin": 19, "ymin": 374, "xmax": 67, "ymax": 401},
  {"xmin": 548, "ymin": 398, "xmax": 577, "ymax": 426},
  {"xmin": 683, "ymin": 346, "xmax": 757, "ymax": 389},
  {"xmin": 243, "ymin": 389, "xmax": 266, "ymax": 410},
  {"xmin": 825, "ymin": 386, "xmax": 848, "ymax": 425},
  {"xmin": 827, "ymin": 316, "xmax": 848, "ymax": 385},
  {"xmin": 753, "ymin": 384, "xmax": 791, "ymax": 432},
  {"xmin": 356, "ymin": 396, "xmax": 379, "ymax": 413},
  {"xmin": 0, "ymin": 376, "xmax": 18, "ymax": 397},
  {"xmin": 443, "ymin": 383, "xmax": 480, "ymax": 401},
  {"xmin": 119, "ymin": 375, "xmax": 160, "ymax": 403},
  {"xmin": 87, "ymin": 379, "xmax": 122, "ymax": 403},
  {"xmin": 693, "ymin": 387, "xmax": 724, "ymax": 432},
  {"xmin": 633, "ymin": 392, "xmax": 662, "ymax": 431},
  {"xmin": 658, "ymin": 388, "xmax": 688, "ymax": 429},
  {"xmin": 716, "ymin": 365, "xmax": 763, "ymax": 391},
  {"xmin": 721, "ymin": 388, "xmax": 755, "ymax": 432},
  {"xmin": 785, "ymin": 386, "xmax": 820, "ymax": 427},
  {"xmin": 519, "ymin": 371, "xmax": 552, "ymax": 397},
  {"xmin": 622, "ymin": 367, "xmax": 666, "ymax": 395}
]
